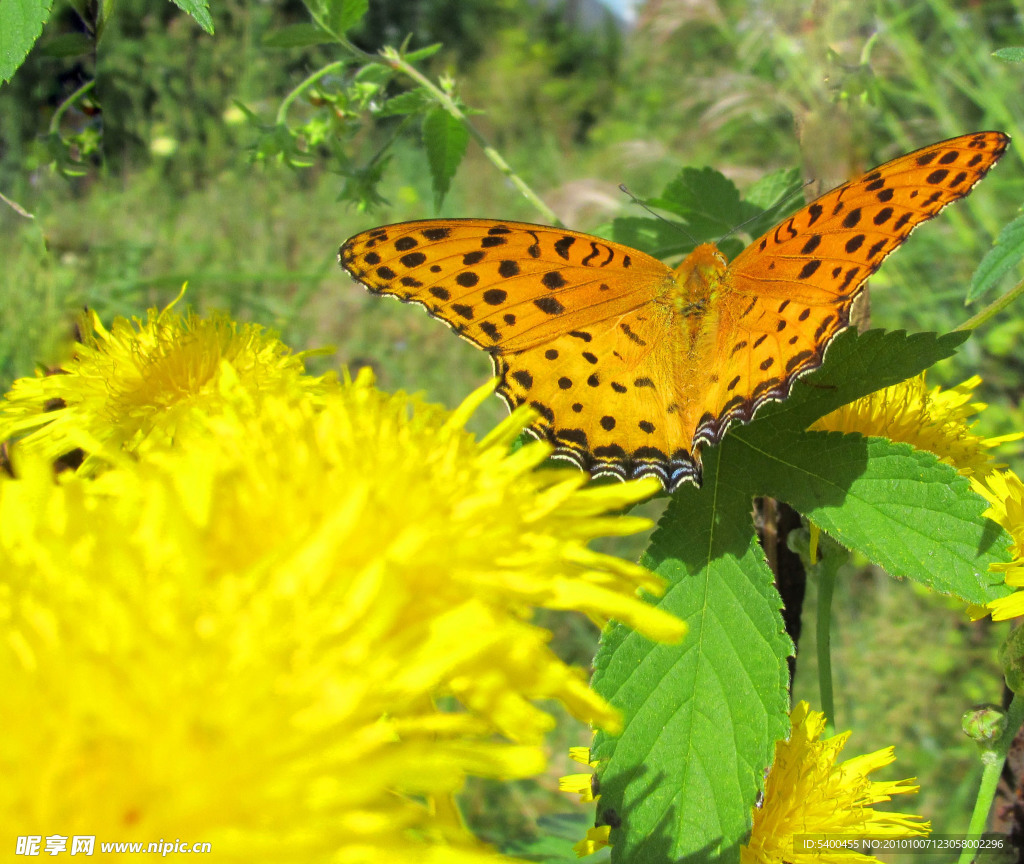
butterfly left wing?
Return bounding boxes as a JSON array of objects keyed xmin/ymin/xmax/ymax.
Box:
[
  {"xmin": 340, "ymin": 218, "xmax": 697, "ymax": 483},
  {"xmin": 691, "ymin": 130, "xmax": 1009, "ymax": 448},
  {"xmin": 339, "ymin": 219, "xmax": 671, "ymax": 353}
]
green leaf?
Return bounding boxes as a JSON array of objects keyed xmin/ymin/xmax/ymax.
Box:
[
  {"xmin": 749, "ymin": 328, "xmax": 970, "ymax": 432},
  {"xmin": 591, "ymin": 460, "xmax": 792, "ymax": 863},
  {"xmin": 377, "ymin": 87, "xmax": 433, "ymax": 117},
  {"xmin": 0, "ymin": 0, "xmax": 53, "ymax": 84},
  {"xmin": 743, "ymin": 167, "xmax": 803, "ymax": 212},
  {"xmin": 321, "ymin": 0, "xmax": 367, "ymax": 35},
  {"xmin": 422, "ymin": 107, "xmax": 467, "ymax": 211},
  {"xmin": 738, "ymin": 167, "xmax": 805, "ymax": 240},
  {"xmin": 994, "ymin": 46, "xmax": 1024, "ymax": 62},
  {"xmin": 968, "ymin": 212, "xmax": 1024, "ymax": 303},
  {"xmin": 652, "ymin": 167, "xmax": 753, "ymax": 240},
  {"xmin": 167, "ymin": 0, "xmax": 214, "ymax": 35},
  {"xmin": 727, "ymin": 327, "xmax": 1012, "ymax": 604},
  {"xmin": 261, "ymin": 23, "xmax": 334, "ymax": 48},
  {"xmin": 608, "ymin": 216, "xmax": 693, "ymax": 261},
  {"xmin": 727, "ymin": 430, "xmax": 1011, "ymax": 604},
  {"xmin": 404, "ymin": 42, "xmax": 442, "ymax": 63}
]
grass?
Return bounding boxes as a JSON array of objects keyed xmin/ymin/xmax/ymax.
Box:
[{"xmin": 2, "ymin": 0, "xmax": 1024, "ymax": 851}]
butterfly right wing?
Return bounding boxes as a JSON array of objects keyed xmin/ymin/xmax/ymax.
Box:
[{"xmin": 691, "ymin": 131, "xmax": 1009, "ymax": 448}]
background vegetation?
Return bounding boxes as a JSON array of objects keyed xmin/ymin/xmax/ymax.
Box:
[{"xmin": 2, "ymin": 0, "xmax": 1023, "ymax": 855}]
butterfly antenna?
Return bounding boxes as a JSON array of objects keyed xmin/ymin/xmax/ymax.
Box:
[
  {"xmin": 619, "ymin": 184, "xmax": 699, "ymax": 246},
  {"xmin": 718, "ymin": 179, "xmax": 815, "ymax": 245}
]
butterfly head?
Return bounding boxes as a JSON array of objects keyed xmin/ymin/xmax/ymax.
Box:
[{"xmin": 670, "ymin": 242, "xmax": 728, "ymax": 316}]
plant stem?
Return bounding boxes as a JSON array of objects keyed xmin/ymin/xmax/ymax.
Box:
[
  {"xmin": 49, "ymin": 80, "xmax": 96, "ymax": 135},
  {"xmin": 276, "ymin": 61, "xmax": 348, "ymax": 126},
  {"xmin": 379, "ymin": 47, "xmax": 561, "ymax": 225},
  {"xmin": 956, "ymin": 276, "xmax": 1024, "ymax": 331},
  {"xmin": 816, "ymin": 547, "xmax": 837, "ymax": 736},
  {"xmin": 304, "ymin": 18, "xmax": 560, "ymax": 223},
  {"xmin": 958, "ymin": 693, "xmax": 1024, "ymax": 864}
]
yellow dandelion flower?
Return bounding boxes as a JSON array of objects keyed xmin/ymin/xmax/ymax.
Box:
[
  {"xmin": 1, "ymin": 453, "xmax": 533, "ymax": 863},
  {"xmin": 971, "ymin": 469, "xmax": 1024, "ymax": 620},
  {"xmin": 1, "ymin": 316, "xmax": 687, "ymax": 859},
  {"xmin": 0, "ymin": 301, "xmax": 335, "ymax": 473},
  {"xmin": 812, "ymin": 374, "xmax": 1019, "ymax": 478},
  {"xmin": 158, "ymin": 367, "xmax": 685, "ymax": 740},
  {"xmin": 741, "ymin": 702, "xmax": 929, "ymax": 864}
]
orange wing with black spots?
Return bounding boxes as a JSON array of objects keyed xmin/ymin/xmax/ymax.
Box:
[{"xmin": 339, "ymin": 131, "xmax": 1009, "ymax": 491}]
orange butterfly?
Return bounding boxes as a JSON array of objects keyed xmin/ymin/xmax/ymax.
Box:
[{"xmin": 339, "ymin": 132, "xmax": 1008, "ymax": 491}]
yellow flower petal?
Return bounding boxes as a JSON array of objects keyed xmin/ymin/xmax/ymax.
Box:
[
  {"xmin": 0, "ymin": 305, "xmax": 336, "ymax": 473},
  {"xmin": 0, "ymin": 310, "xmax": 690, "ymax": 860},
  {"xmin": 812, "ymin": 374, "xmax": 1018, "ymax": 479},
  {"xmin": 971, "ymin": 470, "xmax": 1024, "ymax": 619},
  {"xmin": 573, "ymin": 825, "xmax": 611, "ymax": 858},
  {"xmin": 741, "ymin": 702, "xmax": 928, "ymax": 864}
]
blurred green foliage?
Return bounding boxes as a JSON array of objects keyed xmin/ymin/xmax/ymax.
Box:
[{"xmin": 2, "ymin": 0, "xmax": 1024, "ymax": 852}]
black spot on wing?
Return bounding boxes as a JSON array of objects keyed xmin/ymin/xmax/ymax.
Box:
[
  {"xmin": 534, "ymin": 296, "xmax": 565, "ymax": 315},
  {"xmin": 512, "ymin": 370, "xmax": 533, "ymax": 390},
  {"xmin": 798, "ymin": 260, "xmax": 821, "ymax": 279}
]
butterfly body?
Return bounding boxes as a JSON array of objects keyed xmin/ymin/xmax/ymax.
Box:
[{"xmin": 340, "ymin": 131, "xmax": 1008, "ymax": 491}]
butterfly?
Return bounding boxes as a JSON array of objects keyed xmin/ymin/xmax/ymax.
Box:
[{"xmin": 339, "ymin": 131, "xmax": 1008, "ymax": 491}]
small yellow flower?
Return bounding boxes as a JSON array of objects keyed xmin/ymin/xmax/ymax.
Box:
[
  {"xmin": 971, "ymin": 469, "xmax": 1024, "ymax": 619},
  {"xmin": 741, "ymin": 702, "xmax": 928, "ymax": 864},
  {"xmin": 812, "ymin": 374, "xmax": 1018, "ymax": 478}
]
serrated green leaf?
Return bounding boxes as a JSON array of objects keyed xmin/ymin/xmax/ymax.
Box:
[
  {"xmin": 591, "ymin": 461, "xmax": 792, "ymax": 863},
  {"xmin": 261, "ymin": 22, "xmax": 334, "ymax": 48},
  {"xmin": 968, "ymin": 212, "xmax": 1024, "ymax": 302},
  {"xmin": 608, "ymin": 215, "xmax": 693, "ymax": 260},
  {"xmin": 744, "ymin": 167, "xmax": 803, "ymax": 212},
  {"xmin": 651, "ymin": 167, "xmax": 755, "ymax": 241},
  {"xmin": 0, "ymin": 0, "xmax": 53, "ymax": 83},
  {"xmin": 994, "ymin": 46, "xmax": 1024, "ymax": 62},
  {"xmin": 377, "ymin": 87, "xmax": 433, "ymax": 117},
  {"xmin": 751, "ymin": 328, "xmax": 970, "ymax": 432},
  {"xmin": 323, "ymin": 0, "xmax": 367, "ymax": 35},
  {"xmin": 725, "ymin": 430, "xmax": 1012, "ymax": 603},
  {"xmin": 354, "ymin": 62, "xmax": 392, "ymax": 86},
  {"xmin": 404, "ymin": 42, "xmax": 442, "ymax": 63},
  {"xmin": 739, "ymin": 167, "xmax": 806, "ymax": 240},
  {"xmin": 167, "ymin": 0, "xmax": 213, "ymax": 34},
  {"xmin": 422, "ymin": 107, "xmax": 467, "ymax": 211}
]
